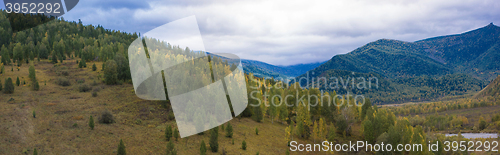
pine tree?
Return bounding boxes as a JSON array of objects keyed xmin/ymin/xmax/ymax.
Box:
[
  {"xmin": 173, "ymin": 128, "xmax": 179, "ymax": 141},
  {"xmin": 363, "ymin": 119, "xmax": 375, "ymax": 143},
  {"xmin": 117, "ymin": 139, "xmax": 126, "ymax": 155},
  {"xmin": 89, "ymin": 116, "xmax": 94, "ymax": 130},
  {"xmin": 209, "ymin": 128, "xmax": 218, "ymax": 152},
  {"xmin": 200, "ymin": 140, "xmax": 207, "ymax": 155},
  {"xmin": 33, "ymin": 148, "xmax": 37, "ymax": 155},
  {"xmin": 16, "ymin": 77, "xmax": 20, "ymax": 86},
  {"xmin": 165, "ymin": 125, "xmax": 173, "ymax": 141},
  {"xmin": 32, "ymin": 110, "xmax": 36, "ymax": 118},
  {"xmin": 51, "ymin": 51, "xmax": 58, "ymax": 64},
  {"xmin": 3, "ymin": 77, "xmax": 14, "ymax": 94},
  {"xmin": 255, "ymin": 127, "xmax": 259, "ymax": 135},
  {"xmin": 104, "ymin": 60, "xmax": 118, "ymax": 85},
  {"xmin": 32, "ymin": 78, "xmax": 39, "ymax": 91},
  {"xmin": 29, "ymin": 65, "xmax": 36, "ymax": 80},
  {"xmin": 242, "ymin": 140, "xmax": 246, "ymax": 150},
  {"xmin": 225, "ymin": 122, "xmax": 233, "ymax": 138},
  {"xmin": 92, "ymin": 63, "xmax": 97, "ymax": 71},
  {"xmin": 252, "ymin": 105, "xmax": 263, "ymax": 122},
  {"xmin": 166, "ymin": 140, "xmax": 176, "ymax": 155}
]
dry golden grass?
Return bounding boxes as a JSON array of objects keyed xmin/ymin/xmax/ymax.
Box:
[{"xmin": 2, "ymin": 59, "xmax": 337, "ymax": 155}]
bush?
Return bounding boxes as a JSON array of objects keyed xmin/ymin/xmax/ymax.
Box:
[
  {"xmin": 56, "ymin": 77, "xmax": 71, "ymax": 86},
  {"xmin": 479, "ymin": 119, "xmax": 487, "ymax": 130},
  {"xmin": 165, "ymin": 125, "xmax": 173, "ymax": 141},
  {"xmin": 104, "ymin": 60, "xmax": 118, "ymax": 85},
  {"xmin": 89, "ymin": 116, "xmax": 94, "ymax": 130},
  {"xmin": 117, "ymin": 139, "xmax": 126, "ymax": 155},
  {"xmin": 255, "ymin": 127, "xmax": 259, "ymax": 135},
  {"xmin": 99, "ymin": 110, "xmax": 115, "ymax": 124},
  {"xmin": 200, "ymin": 140, "xmax": 207, "ymax": 155},
  {"xmin": 32, "ymin": 110, "xmax": 36, "ymax": 118},
  {"xmin": 92, "ymin": 91, "xmax": 97, "ymax": 97},
  {"xmin": 242, "ymin": 140, "xmax": 246, "ymax": 150},
  {"xmin": 78, "ymin": 84, "xmax": 92, "ymax": 92},
  {"xmin": 61, "ymin": 70, "xmax": 69, "ymax": 76},
  {"xmin": 3, "ymin": 77, "xmax": 14, "ymax": 94},
  {"xmin": 92, "ymin": 63, "xmax": 97, "ymax": 71}
]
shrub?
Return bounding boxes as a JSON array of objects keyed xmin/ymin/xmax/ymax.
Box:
[
  {"xmin": 117, "ymin": 139, "xmax": 126, "ymax": 155},
  {"xmin": 89, "ymin": 116, "xmax": 94, "ymax": 130},
  {"xmin": 242, "ymin": 140, "xmax": 246, "ymax": 150},
  {"xmin": 200, "ymin": 140, "xmax": 207, "ymax": 155},
  {"xmin": 98, "ymin": 110, "xmax": 115, "ymax": 124},
  {"xmin": 16, "ymin": 77, "xmax": 20, "ymax": 86},
  {"xmin": 61, "ymin": 70, "xmax": 69, "ymax": 76},
  {"xmin": 225, "ymin": 123, "xmax": 233, "ymax": 138},
  {"xmin": 92, "ymin": 63, "xmax": 97, "ymax": 71},
  {"xmin": 92, "ymin": 91, "xmax": 97, "ymax": 97},
  {"xmin": 209, "ymin": 128, "xmax": 219, "ymax": 152},
  {"xmin": 78, "ymin": 84, "xmax": 92, "ymax": 92},
  {"xmin": 77, "ymin": 79, "xmax": 85, "ymax": 83},
  {"xmin": 3, "ymin": 77, "xmax": 14, "ymax": 94},
  {"xmin": 56, "ymin": 77, "xmax": 71, "ymax": 86},
  {"xmin": 33, "ymin": 148, "xmax": 37, "ymax": 155},
  {"xmin": 165, "ymin": 125, "xmax": 173, "ymax": 141},
  {"xmin": 255, "ymin": 127, "xmax": 258, "ymax": 135},
  {"xmin": 32, "ymin": 110, "xmax": 36, "ymax": 118},
  {"xmin": 104, "ymin": 60, "xmax": 118, "ymax": 85},
  {"xmin": 479, "ymin": 119, "xmax": 487, "ymax": 130}
]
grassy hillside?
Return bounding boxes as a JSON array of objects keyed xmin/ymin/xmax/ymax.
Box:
[{"xmin": 476, "ymin": 75, "xmax": 500, "ymax": 98}]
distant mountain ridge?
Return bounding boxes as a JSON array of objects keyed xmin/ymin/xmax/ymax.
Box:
[
  {"xmin": 241, "ymin": 59, "xmax": 325, "ymax": 78},
  {"xmin": 299, "ymin": 23, "xmax": 500, "ymax": 81}
]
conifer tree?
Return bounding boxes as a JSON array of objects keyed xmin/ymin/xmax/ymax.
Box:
[
  {"xmin": 225, "ymin": 122, "xmax": 233, "ymax": 138},
  {"xmin": 33, "ymin": 148, "xmax": 37, "ymax": 155},
  {"xmin": 3, "ymin": 77, "xmax": 14, "ymax": 94},
  {"xmin": 209, "ymin": 128, "xmax": 218, "ymax": 152},
  {"xmin": 89, "ymin": 116, "xmax": 94, "ymax": 130},
  {"xmin": 16, "ymin": 77, "xmax": 20, "ymax": 86},
  {"xmin": 242, "ymin": 140, "xmax": 246, "ymax": 150},
  {"xmin": 165, "ymin": 125, "xmax": 173, "ymax": 141},
  {"xmin": 173, "ymin": 128, "xmax": 179, "ymax": 141},
  {"xmin": 117, "ymin": 139, "xmax": 126, "ymax": 155},
  {"xmin": 200, "ymin": 140, "xmax": 207, "ymax": 155}
]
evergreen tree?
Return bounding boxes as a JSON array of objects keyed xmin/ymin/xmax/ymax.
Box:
[
  {"xmin": 165, "ymin": 125, "xmax": 173, "ymax": 141},
  {"xmin": 361, "ymin": 99, "xmax": 372, "ymax": 120},
  {"xmin": 363, "ymin": 119, "xmax": 375, "ymax": 143},
  {"xmin": 89, "ymin": 116, "xmax": 94, "ymax": 130},
  {"xmin": 1, "ymin": 45, "xmax": 10, "ymax": 65},
  {"xmin": 3, "ymin": 77, "xmax": 14, "ymax": 94},
  {"xmin": 209, "ymin": 128, "xmax": 218, "ymax": 152},
  {"xmin": 32, "ymin": 78, "xmax": 39, "ymax": 91},
  {"xmin": 173, "ymin": 128, "xmax": 179, "ymax": 141},
  {"xmin": 200, "ymin": 140, "xmax": 207, "ymax": 155},
  {"xmin": 29, "ymin": 65, "xmax": 36, "ymax": 80},
  {"xmin": 117, "ymin": 139, "xmax": 126, "ymax": 155},
  {"xmin": 16, "ymin": 77, "xmax": 20, "ymax": 86},
  {"xmin": 255, "ymin": 127, "xmax": 259, "ymax": 135},
  {"xmin": 104, "ymin": 60, "xmax": 118, "ymax": 85},
  {"xmin": 92, "ymin": 63, "xmax": 97, "ymax": 71},
  {"xmin": 242, "ymin": 140, "xmax": 246, "ymax": 150},
  {"xmin": 225, "ymin": 122, "xmax": 233, "ymax": 138},
  {"xmin": 33, "ymin": 148, "xmax": 37, "ymax": 155},
  {"xmin": 166, "ymin": 140, "xmax": 176, "ymax": 155},
  {"xmin": 252, "ymin": 105, "xmax": 263, "ymax": 122},
  {"xmin": 51, "ymin": 51, "xmax": 58, "ymax": 63}
]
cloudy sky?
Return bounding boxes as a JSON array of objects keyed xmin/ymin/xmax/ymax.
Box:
[{"xmin": 4, "ymin": 0, "xmax": 500, "ymax": 66}]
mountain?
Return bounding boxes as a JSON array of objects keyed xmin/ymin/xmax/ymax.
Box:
[
  {"xmin": 241, "ymin": 59, "xmax": 325, "ymax": 78},
  {"xmin": 476, "ymin": 75, "xmax": 500, "ymax": 98},
  {"xmin": 300, "ymin": 23, "xmax": 500, "ymax": 80},
  {"xmin": 294, "ymin": 23, "xmax": 500, "ymax": 104}
]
